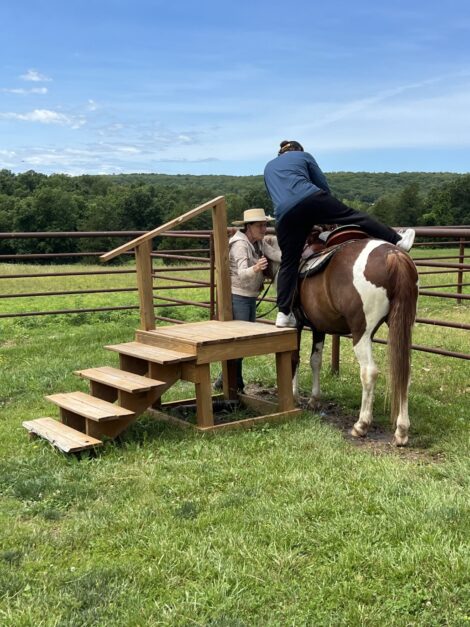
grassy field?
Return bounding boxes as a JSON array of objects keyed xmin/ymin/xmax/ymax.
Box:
[{"xmin": 0, "ymin": 256, "xmax": 469, "ymax": 626}]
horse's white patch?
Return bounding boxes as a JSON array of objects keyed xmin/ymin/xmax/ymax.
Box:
[{"xmin": 352, "ymin": 240, "xmax": 390, "ymax": 333}]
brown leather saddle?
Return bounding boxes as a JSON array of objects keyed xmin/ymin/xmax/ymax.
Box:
[
  {"xmin": 324, "ymin": 224, "xmax": 368, "ymax": 247},
  {"xmin": 299, "ymin": 225, "xmax": 368, "ymax": 279}
]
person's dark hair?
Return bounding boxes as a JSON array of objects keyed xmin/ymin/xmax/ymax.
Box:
[{"xmin": 278, "ymin": 140, "xmax": 304, "ymax": 155}]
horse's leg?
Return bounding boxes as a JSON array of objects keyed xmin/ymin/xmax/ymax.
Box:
[
  {"xmin": 307, "ymin": 331, "xmax": 325, "ymax": 410},
  {"xmin": 393, "ymin": 389, "xmax": 410, "ymax": 446},
  {"xmin": 351, "ymin": 333, "xmax": 378, "ymax": 438}
]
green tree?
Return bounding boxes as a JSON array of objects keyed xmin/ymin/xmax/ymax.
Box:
[
  {"xmin": 421, "ymin": 175, "xmax": 470, "ymax": 226},
  {"xmin": 394, "ymin": 183, "xmax": 422, "ymax": 226}
]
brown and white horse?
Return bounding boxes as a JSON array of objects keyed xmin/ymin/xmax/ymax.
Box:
[{"xmin": 292, "ymin": 232, "xmax": 418, "ymax": 445}]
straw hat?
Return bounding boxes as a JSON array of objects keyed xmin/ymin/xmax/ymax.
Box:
[{"xmin": 232, "ymin": 208, "xmax": 275, "ymax": 226}]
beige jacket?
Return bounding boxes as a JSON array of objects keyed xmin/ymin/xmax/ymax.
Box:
[{"xmin": 229, "ymin": 231, "xmax": 281, "ymax": 297}]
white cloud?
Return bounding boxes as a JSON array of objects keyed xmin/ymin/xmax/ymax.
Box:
[
  {"xmin": 20, "ymin": 69, "xmax": 52, "ymax": 82},
  {"xmin": 1, "ymin": 87, "xmax": 48, "ymax": 94},
  {"xmin": 0, "ymin": 109, "xmax": 86, "ymax": 128}
]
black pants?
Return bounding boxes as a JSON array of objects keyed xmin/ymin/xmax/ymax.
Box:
[{"xmin": 276, "ymin": 191, "xmax": 401, "ymax": 313}]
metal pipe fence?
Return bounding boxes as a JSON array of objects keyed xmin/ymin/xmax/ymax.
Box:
[{"xmin": 0, "ymin": 227, "xmax": 468, "ymax": 361}]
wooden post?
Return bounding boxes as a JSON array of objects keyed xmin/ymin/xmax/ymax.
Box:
[
  {"xmin": 276, "ymin": 351, "xmax": 295, "ymax": 411},
  {"xmin": 211, "ymin": 197, "xmax": 232, "ymax": 322},
  {"xmin": 135, "ymin": 240, "xmax": 155, "ymax": 331},
  {"xmin": 195, "ymin": 364, "xmax": 214, "ymax": 428},
  {"xmin": 222, "ymin": 360, "xmax": 239, "ymax": 400},
  {"xmin": 212, "ymin": 198, "xmax": 237, "ymax": 397}
]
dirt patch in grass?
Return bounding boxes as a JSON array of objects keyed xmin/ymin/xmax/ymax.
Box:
[
  {"xmin": 245, "ymin": 384, "xmax": 446, "ymax": 464},
  {"xmin": 164, "ymin": 398, "xmax": 259, "ymax": 426}
]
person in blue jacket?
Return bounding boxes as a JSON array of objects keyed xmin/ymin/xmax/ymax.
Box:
[{"xmin": 264, "ymin": 140, "xmax": 415, "ymax": 327}]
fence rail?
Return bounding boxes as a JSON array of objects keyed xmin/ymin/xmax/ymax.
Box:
[{"xmin": 0, "ymin": 226, "xmax": 468, "ymax": 362}]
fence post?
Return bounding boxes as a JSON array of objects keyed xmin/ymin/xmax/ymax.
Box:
[
  {"xmin": 209, "ymin": 234, "xmax": 216, "ymax": 320},
  {"xmin": 211, "ymin": 198, "xmax": 238, "ymax": 398},
  {"xmin": 211, "ymin": 197, "xmax": 232, "ymax": 322},
  {"xmin": 135, "ymin": 240, "xmax": 155, "ymax": 330},
  {"xmin": 457, "ymin": 237, "xmax": 465, "ymax": 305}
]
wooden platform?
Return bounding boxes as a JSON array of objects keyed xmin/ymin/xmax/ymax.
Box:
[
  {"xmin": 136, "ymin": 320, "xmax": 296, "ymax": 363},
  {"xmin": 24, "ymin": 320, "xmax": 301, "ymax": 450},
  {"xmin": 137, "ymin": 320, "xmax": 301, "ymax": 430}
]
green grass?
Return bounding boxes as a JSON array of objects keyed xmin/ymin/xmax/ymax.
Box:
[{"xmin": 0, "ymin": 256, "xmax": 469, "ymax": 626}]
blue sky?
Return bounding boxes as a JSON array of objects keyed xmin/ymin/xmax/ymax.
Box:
[{"xmin": 1, "ymin": 0, "xmax": 470, "ymax": 176}]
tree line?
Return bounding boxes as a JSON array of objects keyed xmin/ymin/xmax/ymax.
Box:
[{"xmin": 0, "ymin": 168, "xmax": 468, "ymax": 258}]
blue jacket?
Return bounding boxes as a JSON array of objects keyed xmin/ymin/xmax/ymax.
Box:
[{"xmin": 264, "ymin": 151, "xmax": 331, "ymax": 221}]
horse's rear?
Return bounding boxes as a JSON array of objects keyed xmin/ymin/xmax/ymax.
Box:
[
  {"xmin": 297, "ymin": 238, "xmax": 418, "ymax": 445},
  {"xmin": 381, "ymin": 244, "xmax": 418, "ymax": 444}
]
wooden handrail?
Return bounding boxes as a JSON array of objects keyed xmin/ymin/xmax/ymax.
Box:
[{"xmin": 99, "ymin": 196, "xmax": 225, "ymax": 262}]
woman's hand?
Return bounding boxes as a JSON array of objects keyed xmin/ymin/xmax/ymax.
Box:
[{"xmin": 253, "ymin": 256, "xmax": 268, "ymax": 273}]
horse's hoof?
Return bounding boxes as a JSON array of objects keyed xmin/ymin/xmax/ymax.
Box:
[
  {"xmin": 392, "ymin": 434, "xmax": 409, "ymax": 447},
  {"xmin": 351, "ymin": 424, "xmax": 367, "ymax": 438},
  {"xmin": 307, "ymin": 398, "xmax": 320, "ymax": 411}
]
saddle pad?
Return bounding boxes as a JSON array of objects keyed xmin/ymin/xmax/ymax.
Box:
[{"xmin": 299, "ymin": 248, "xmax": 337, "ymax": 279}]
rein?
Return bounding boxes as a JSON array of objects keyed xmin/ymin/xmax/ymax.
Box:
[{"xmin": 256, "ymin": 272, "xmax": 278, "ymax": 317}]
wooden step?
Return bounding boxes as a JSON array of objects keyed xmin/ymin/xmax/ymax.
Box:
[
  {"xmin": 23, "ymin": 418, "xmax": 102, "ymax": 453},
  {"xmin": 46, "ymin": 391, "xmax": 134, "ymax": 422},
  {"xmin": 105, "ymin": 341, "xmax": 195, "ymax": 365},
  {"xmin": 74, "ymin": 366, "xmax": 166, "ymax": 393}
]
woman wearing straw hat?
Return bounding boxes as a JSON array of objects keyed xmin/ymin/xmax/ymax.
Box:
[{"xmin": 213, "ymin": 208, "xmax": 281, "ymax": 392}]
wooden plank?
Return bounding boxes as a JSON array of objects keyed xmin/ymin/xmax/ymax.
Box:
[
  {"xmin": 119, "ymin": 354, "xmax": 149, "ymax": 375},
  {"xmin": 60, "ymin": 409, "xmax": 86, "ymax": 432},
  {"xmin": 196, "ymin": 333, "xmax": 297, "ymax": 363},
  {"xmin": 106, "ymin": 342, "xmax": 195, "ymax": 364},
  {"xmin": 146, "ymin": 408, "xmax": 195, "ymax": 430},
  {"xmin": 46, "ymin": 392, "xmax": 134, "ymax": 422},
  {"xmin": 196, "ymin": 408, "xmax": 303, "ymax": 432},
  {"xmin": 135, "ymin": 240, "xmax": 156, "ymax": 331},
  {"xmin": 237, "ymin": 392, "xmax": 278, "ymax": 414},
  {"xmin": 90, "ymin": 380, "xmax": 117, "ymax": 403},
  {"xmin": 100, "ymin": 196, "xmax": 225, "ymax": 262},
  {"xmin": 170, "ymin": 320, "xmax": 295, "ymax": 341},
  {"xmin": 23, "ymin": 418, "xmax": 102, "ymax": 452},
  {"xmin": 219, "ymin": 320, "xmax": 295, "ymax": 339},
  {"xmin": 135, "ymin": 330, "xmax": 198, "ymax": 354},
  {"xmin": 148, "ymin": 362, "xmax": 181, "ymax": 385},
  {"xmin": 75, "ymin": 367, "xmax": 165, "ymax": 393},
  {"xmin": 147, "ymin": 405, "xmax": 302, "ymax": 432},
  {"xmin": 159, "ymin": 394, "xmax": 223, "ymax": 408}
]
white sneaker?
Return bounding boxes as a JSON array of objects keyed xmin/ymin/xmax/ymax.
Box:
[
  {"xmin": 396, "ymin": 229, "xmax": 415, "ymax": 252},
  {"xmin": 275, "ymin": 311, "xmax": 297, "ymax": 328}
]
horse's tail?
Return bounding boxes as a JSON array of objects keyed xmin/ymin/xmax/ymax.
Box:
[{"xmin": 386, "ymin": 251, "xmax": 418, "ymax": 425}]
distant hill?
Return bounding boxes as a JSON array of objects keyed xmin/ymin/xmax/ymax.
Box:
[
  {"xmin": 107, "ymin": 171, "xmax": 463, "ymax": 205},
  {"xmin": 0, "ymin": 169, "xmax": 468, "ymax": 258}
]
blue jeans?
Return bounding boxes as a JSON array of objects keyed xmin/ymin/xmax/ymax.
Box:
[{"xmin": 232, "ymin": 294, "xmax": 257, "ymax": 389}]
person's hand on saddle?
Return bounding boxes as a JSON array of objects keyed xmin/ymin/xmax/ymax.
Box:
[{"xmin": 253, "ymin": 256, "xmax": 268, "ymax": 273}]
